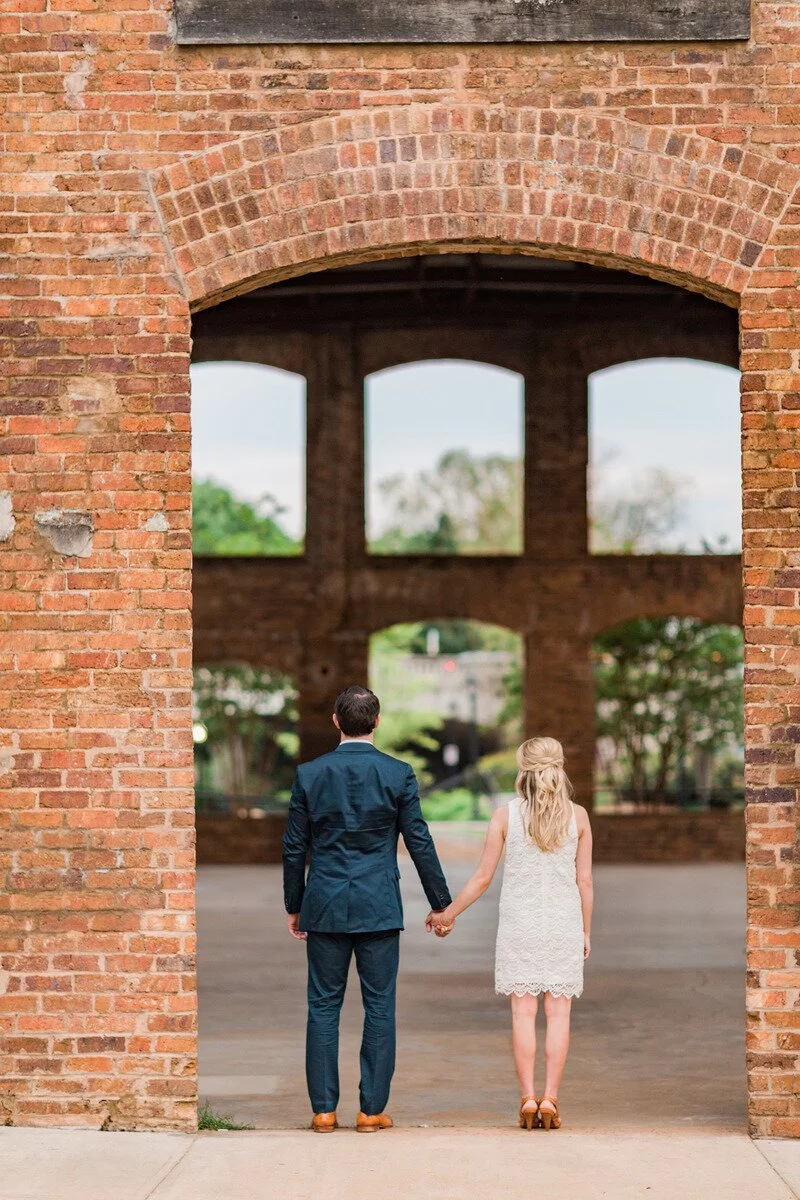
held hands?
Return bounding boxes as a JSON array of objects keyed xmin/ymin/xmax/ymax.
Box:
[
  {"xmin": 426, "ymin": 908, "xmax": 455, "ymax": 938},
  {"xmin": 287, "ymin": 913, "xmax": 307, "ymax": 941}
]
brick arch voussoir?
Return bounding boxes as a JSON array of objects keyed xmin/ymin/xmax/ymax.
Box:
[{"xmin": 149, "ymin": 108, "xmax": 800, "ymax": 314}]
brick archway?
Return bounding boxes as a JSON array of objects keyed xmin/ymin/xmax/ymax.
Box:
[
  {"xmin": 149, "ymin": 107, "xmax": 798, "ymax": 312},
  {"xmin": 5, "ymin": 81, "xmax": 800, "ymax": 1134},
  {"xmin": 149, "ymin": 115, "xmax": 800, "ymax": 1138}
]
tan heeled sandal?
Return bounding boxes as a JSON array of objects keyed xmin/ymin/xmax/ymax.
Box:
[
  {"xmin": 518, "ymin": 1095, "xmax": 539, "ymax": 1131},
  {"xmin": 538, "ymin": 1096, "xmax": 561, "ymax": 1130}
]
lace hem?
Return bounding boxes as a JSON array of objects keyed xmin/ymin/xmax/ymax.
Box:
[{"xmin": 495, "ymin": 982, "xmax": 583, "ymax": 999}]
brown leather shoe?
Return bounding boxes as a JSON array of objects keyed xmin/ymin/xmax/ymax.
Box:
[
  {"xmin": 356, "ymin": 1111, "xmax": 393, "ymax": 1133},
  {"xmin": 311, "ymin": 1111, "xmax": 338, "ymax": 1133}
]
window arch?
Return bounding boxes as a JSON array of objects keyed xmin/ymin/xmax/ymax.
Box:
[
  {"xmin": 366, "ymin": 360, "xmax": 524, "ymax": 556},
  {"xmin": 589, "ymin": 358, "xmax": 741, "ymax": 555},
  {"xmin": 191, "ymin": 361, "xmax": 306, "ymax": 556}
]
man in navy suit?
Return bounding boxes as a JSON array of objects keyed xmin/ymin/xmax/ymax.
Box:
[{"xmin": 283, "ymin": 684, "xmax": 451, "ymax": 1132}]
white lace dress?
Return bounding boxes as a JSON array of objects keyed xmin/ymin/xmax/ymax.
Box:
[{"xmin": 495, "ymin": 798, "xmax": 584, "ymax": 999}]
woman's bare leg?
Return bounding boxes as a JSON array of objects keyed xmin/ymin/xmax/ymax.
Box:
[
  {"xmin": 542, "ymin": 992, "xmax": 572, "ymax": 1102},
  {"xmin": 510, "ymin": 992, "xmax": 538, "ymax": 1102}
]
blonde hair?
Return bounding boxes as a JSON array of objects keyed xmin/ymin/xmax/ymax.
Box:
[{"xmin": 515, "ymin": 736, "xmax": 574, "ymax": 852}]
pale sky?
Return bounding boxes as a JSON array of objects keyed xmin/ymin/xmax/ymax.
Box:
[
  {"xmin": 590, "ymin": 358, "xmax": 742, "ymax": 551},
  {"xmin": 190, "ymin": 356, "xmax": 741, "ymax": 551},
  {"xmin": 191, "ymin": 362, "xmax": 306, "ymax": 538}
]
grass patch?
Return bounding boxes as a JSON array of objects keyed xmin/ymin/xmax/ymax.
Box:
[{"xmin": 198, "ymin": 1102, "xmax": 254, "ymax": 1131}]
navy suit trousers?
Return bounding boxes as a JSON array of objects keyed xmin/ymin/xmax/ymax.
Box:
[{"xmin": 306, "ymin": 930, "xmax": 400, "ymax": 1116}]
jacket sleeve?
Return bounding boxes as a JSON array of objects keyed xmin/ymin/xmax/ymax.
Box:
[
  {"xmin": 397, "ymin": 765, "xmax": 451, "ymax": 910},
  {"xmin": 282, "ymin": 771, "xmax": 310, "ymax": 914}
]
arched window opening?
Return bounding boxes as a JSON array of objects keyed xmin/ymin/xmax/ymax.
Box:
[
  {"xmin": 366, "ymin": 360, "xmax": 524, "ymax": 555},
  {"xmin": 589, "ymin": 359, "xmax": 741, "ymax": 555},
  {"xmin": 593, "ymin": 617, "xmax": 744, "ymax": 811},
  {"xmin": 193, "ymin": 663, "xmax": 298, "ymax": 816},
  {"xmin": 370, "ymin": 619, "xmax": 523, "ymax": 819},
  {"xmin": 191, "ymin": 361, "xmax": 306, "ymax": 556}
]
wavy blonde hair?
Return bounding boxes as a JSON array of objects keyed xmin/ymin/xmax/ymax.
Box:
[{"xmin": 516, "ymin": 736, "xmax": 574, "ymax": 852}]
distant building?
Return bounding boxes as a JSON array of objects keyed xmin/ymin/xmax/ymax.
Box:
[{"xmin": 383, "ymin": 651, "xmax": 514, "ymax": 726}]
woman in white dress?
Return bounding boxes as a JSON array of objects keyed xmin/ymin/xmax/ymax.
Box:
[{"xmin": 429, "ymin": 737, "xmax": 593, "ymax": 1130}]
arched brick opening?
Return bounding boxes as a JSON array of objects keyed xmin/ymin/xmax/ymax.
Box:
[
  {"xmin": 153, "ymin": 114, "xmax": 800, "ymax": 1137},
  {"xmin": 150, "ymin": 108, "xmax": 798, "ymax": 313},
  {"xmin": 5, "ymin": 99, "xmax": 798, "ymax": 1136}
]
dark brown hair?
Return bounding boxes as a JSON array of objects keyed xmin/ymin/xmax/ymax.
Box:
[{"xmin": 334, "ymin": 685, "xmax": 380, "ymax": 737}]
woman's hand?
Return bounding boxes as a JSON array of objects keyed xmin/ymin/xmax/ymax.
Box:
[
  {"xmin": 426, "ymin": 908, "xmax": 455, "ymax": 937},
  {"xmin": 583, "ymin": 933, "xmax": 591, "ymax": 960}
]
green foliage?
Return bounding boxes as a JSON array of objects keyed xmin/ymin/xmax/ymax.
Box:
[
  {"xmin": 421, "ymin": 788, "xmax": 492, "ymax": 822},
  {"xmin": 192, "ymin": 477, "xmax": 300, "ymax": 556},
  {"xmin": 371, "ymin": 449, "xmax": 522, "ymax": 555},
  {"xmin": 198, "ymin": 1103, "xmax": 254, "ymax": 1132},
  {"xmin": 497, "ymin": 658, "xmax": 522, "ymax": 730},
  {"xmin": 477, "ymin": 747, "xmax": 519, "ymax": 792},
  {"xmin": 374, "ymin": 710, "xmax": 443, "ymax": 781},
  {"xmin": 372, "ymin": 512, "xmax": 460, "ymax": 554},
  {"xmin": 372, "ymin": 620, "xmax": 518, "ymax": 658},
  {"xmin": 594, "ymin": 618, "xmax": 744, "ymax": 802},
  {"xmin": 193, "ymin": 664, "xmax": 298, "ymax": 797},
  {"xmin": 370, "ymin": 622, "xmax": 445, "ymax": 779}
]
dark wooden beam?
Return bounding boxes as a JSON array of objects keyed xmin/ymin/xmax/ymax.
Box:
[{"xmin": 175, "ymin": 0, "xmax": 750, "ymax": 45}]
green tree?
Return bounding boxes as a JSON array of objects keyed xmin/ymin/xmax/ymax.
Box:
[
  {"xmin": 593, "ymin": 618, "xmax": 743, "ymax": 803},
  {"xmin": 192, "ymin": 478, "xmax": 300, "ymax": 555},
  {"xmin": 371, "ymin": 449, "xmax": 522, "ymax": 554},
  {"xmin": 193, "ymin": 664, "xmax": 298, "ymax": 797}
]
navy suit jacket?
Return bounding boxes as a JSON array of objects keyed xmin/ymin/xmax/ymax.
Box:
[{"xmin": 282, "ymin": 742, "xmax": 451, "ymax": 933}]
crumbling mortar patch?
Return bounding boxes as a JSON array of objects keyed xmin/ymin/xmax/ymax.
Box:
[
  {"xmin": 0, "ymin": 493, "xmax": 15, "ymax": 542},
  {"xmin": 34, "ymin": 509, "xmax": 95, "ymax": 559}
]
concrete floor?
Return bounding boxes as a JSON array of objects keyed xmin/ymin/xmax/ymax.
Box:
[
  {"xmin": 5, "ymin": 1128, "xmax": 800, "ymax": 1200},
  {"xmin": 198, "ymin": 826, "xmax": 747, "ymax": 1133}
]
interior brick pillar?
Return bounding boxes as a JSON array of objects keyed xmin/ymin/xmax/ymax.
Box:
[
  {"xmin": 300, "ymin": 329, "xmax": 370, "ymax": 761},
  {"xmin": 304, "ymin": 326, "xmax": 365, "ymax": 569},
  {"xmin": 524, "ymin": 586, "xmax": 594, "ymax": 808},
  {"xmin": 523, "ymin": 350, "xmax": 595, "ymax": 806},
  {"xmin": 298, "ymin": 636, "xmax": 371, "ymax": 762}
]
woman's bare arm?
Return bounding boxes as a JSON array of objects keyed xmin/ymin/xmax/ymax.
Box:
[
  {"xmin": 575, "ymin": 805, "xmax": 594, "ymax": 958},
  {"xmin": 428, "ymin": 806, "xmax": 508, "ymax": 933}
]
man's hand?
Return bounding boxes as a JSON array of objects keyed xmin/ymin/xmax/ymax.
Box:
[
  {"xmin": 287, "ymin": 913, "xmax": 307, "ymax": 941},
  {"xmin": 426, "ymin": 909, "xmax": 454, "ymax": 937}
]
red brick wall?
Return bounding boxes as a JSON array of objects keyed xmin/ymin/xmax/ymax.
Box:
[
  {"xmin": 3, "ymin": 0, "xmax": 800, "ymax": 1135},
  {"xmin": 197, "ymin": 811, "xmax": 745, "ymax": 866}
]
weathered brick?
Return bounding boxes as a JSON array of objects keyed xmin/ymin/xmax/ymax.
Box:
[{"xmin": 3, "ymin": 0, "xmax": 800, "ymax": 1139}]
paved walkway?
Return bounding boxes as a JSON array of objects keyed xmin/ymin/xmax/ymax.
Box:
[
  {"xmin": 199, "ymin": 832, "xmax": 747, "ymax": 1131},
  {"xmin": 4, "ymin": 1128, "xmax": 800, "ymax": 1200},
  {"xmin": 6, "ymin": 834, "xmax": 795, "ymax": 1200}
]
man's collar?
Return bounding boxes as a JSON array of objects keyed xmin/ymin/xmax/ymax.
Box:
[{"xmin": 335, "ymin": 741, "xmax": 377, "ymax": 751}]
